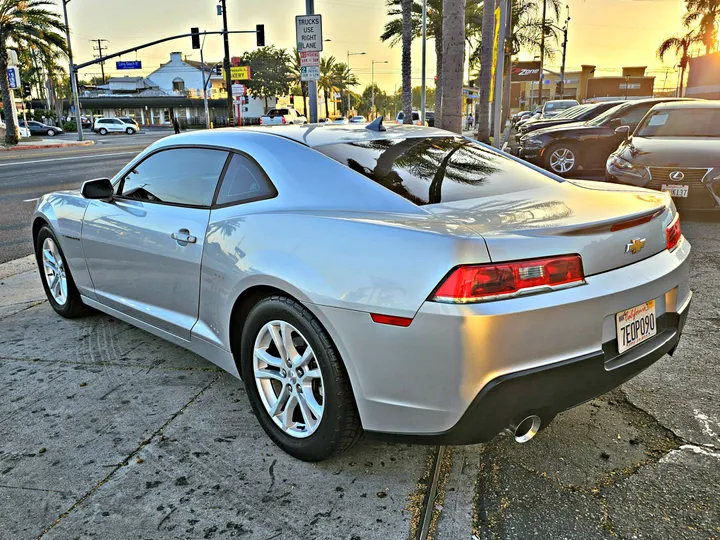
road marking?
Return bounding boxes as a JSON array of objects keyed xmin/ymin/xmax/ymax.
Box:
[
  {"xmin": 0, "ymin": 151, "xmax": 137, "ymax": 168},
  {"xmin": 23, "ymin": 198, "xmax": 39, "ymax": 203}
]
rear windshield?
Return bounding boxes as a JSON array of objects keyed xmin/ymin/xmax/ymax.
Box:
[
  {"xmin": 267, "ymin": 109, "xmax": 289, "ymax": 116},
  {"xmin": 636, "ymin": 108, "xmax": 720, "ymax": 137},
  {"xmin": 316, "ymin": 136, "xmax": 560, "ymax": 206},
  {"xmin": 544, "ymin": 101, "xmax": 578, "ymax": 111}
]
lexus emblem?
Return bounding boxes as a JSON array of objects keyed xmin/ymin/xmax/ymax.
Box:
[
  {"xmin": 669, "ymin": 171, "xmax": 685, "ymax": 181},
  {"xmin": 625, "ymin": 238, "xmax": 646, "ymax": 255}
]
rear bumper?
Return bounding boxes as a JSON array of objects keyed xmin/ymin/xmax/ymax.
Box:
[{"xmin": 367, "ymin": 295, "xmax": 691, "ymax": 445}]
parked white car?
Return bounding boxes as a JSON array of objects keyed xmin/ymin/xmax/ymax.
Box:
[
  {"xmin": 396, "ymin": 111, "xmax": 424, "ymax": 126},
  {"xmin": 259, "ymin": 108, "xmax": 308, "ymax": 125},
  {"xmin": 1, "ymin": 122, "xmax": 31, "ymax": 138},
  {"xmin": 93, "ymin": 117, "xmax": 137, "ymax": 135}
]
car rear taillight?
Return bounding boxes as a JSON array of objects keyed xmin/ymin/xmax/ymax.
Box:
[
  {"xmin": 431, "ymin": 255, "xmax": 585, "ymax": 303},
  {"xmin": 259, "ymin": 117, "xmax": 263, "ymax": 125},
  {"xmin": 282, "ymin": 117, "xmax": 287, "ymax": 124},
  {"xmin": 666, "ymin": 213, "xmax": 682, "ymax": 251}
]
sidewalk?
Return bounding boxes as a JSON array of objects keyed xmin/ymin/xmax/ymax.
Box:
[{"xmin": 1, "ymin": 139, "xmax": 95, "ymax": 151}]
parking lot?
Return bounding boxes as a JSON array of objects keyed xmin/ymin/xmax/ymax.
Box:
[{"xmin": 1, "ymin": 217, "xmax": 718, "ymax": 540}]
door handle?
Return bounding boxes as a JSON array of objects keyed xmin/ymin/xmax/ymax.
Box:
[{"xmin": 171, "ymin": 230, "xmax": 197, "ymax": 244}]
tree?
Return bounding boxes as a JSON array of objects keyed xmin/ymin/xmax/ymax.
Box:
[
  {"xmin": 289, "ymin": 48, "xmax": 308, "ymax": 115},
  {"xmin": 318, "ymin": 56, "xmax": 337, "ymax": 118},
  {"xmin": 332, "ymin": 62, "xmax": 359, "ymax": 115},
  {"xmin": 684, "ymin": 0, "xmax": 719, "ymax": 54},
  {"xmin": 383, "ymin": 1, "xmax": 483, "ymax": 125},
  {"xmin": 240, "ymin": 46, "xmax": 292, "ymax": 110},
  {"xmin": 475, "ymin": 0, "xmax": 495, "ymax": 143},
  {"xmin": 401, "ymin": 0, "xmax": 413, "ymax": 124},
  {"xmin": 0, "ymin": 0, "xmax": 67, "ymax": 145},
  {"xmin": 658, "ymin": 30, "xmax": 703, "ymax": 97},
  {"xmin": 440, "ymin": 0, "xmax": 465, "ymax": 132}
]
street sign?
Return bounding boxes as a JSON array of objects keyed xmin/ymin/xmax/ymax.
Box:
[
  {"xmin": 7, "ymin": 66, "xmax": 19, "ymax": 89},
  {"xmin": 116, "ymin": 60, "xmax": 142, "ymax": 70},
  {"xmin": 232, "ymin": 83, "xmax": 246, "ymax": 97},
  {"xmin": 300, "ymin": 51, "xmax": 320, "ymax": 67},
  {"xmin": 224, "ymin": 66, "xmax": 251, "ymax": 80},
  {"xmin": 296, "ymin": 15, "xmax": 323, "ymax": 52},
  {"xmin": 300, "ymin": 65, "xmax": 320, "ymax": 81}
]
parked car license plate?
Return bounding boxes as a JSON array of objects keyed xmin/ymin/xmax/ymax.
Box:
[
  {"xmin": 616, "ymin": 300, "xmax": 657, "ymax": 354},
  {"xmin": 661, "ymin": 184, "xmax": 689, "ymax": 198}
]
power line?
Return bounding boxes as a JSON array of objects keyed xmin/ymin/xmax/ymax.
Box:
[{"xmin": 91, "ymin": 38, "xmax": 109, "ymax": 84}]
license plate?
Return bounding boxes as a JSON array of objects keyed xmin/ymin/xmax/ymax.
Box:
[
  {"xmin": 661, "ymin": 184, "xmax": 689, "ymax": 198},
  {"xmin": 616, "ymin": 300, "xmax": 657, "ymax": 354}
]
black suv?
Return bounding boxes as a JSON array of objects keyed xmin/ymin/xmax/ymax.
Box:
[{"xmin": 518, "ymin": 98, "xmax": 694, "ymax": 176}]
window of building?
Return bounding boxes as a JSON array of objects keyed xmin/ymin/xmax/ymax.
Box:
[{"xmin": 173, "ymin": 78, "xmax": 185, "ymax": 92}]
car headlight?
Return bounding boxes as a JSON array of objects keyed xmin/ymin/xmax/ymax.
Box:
[
  {"xmin": 521, "ymin": 138, "xmax": 543, "ymax": 150},
  {"xmin": 608, "ymin": 155, "xmax": 642, "ymax": 177}
]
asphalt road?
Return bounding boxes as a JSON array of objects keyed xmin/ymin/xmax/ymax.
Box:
[{"xmin": 0, "ymin": 132, "xmax": 169, "ymax": 264}]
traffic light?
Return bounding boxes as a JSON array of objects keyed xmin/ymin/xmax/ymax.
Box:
[
  {"xmin": 555, "ymin": 81, "xmax": 562, "ymax": 97},
  {"xmin": 213, "ymin": 63, "xmax": 223, "ymax": 75},
  {"xmin": 191, "ymin": 27, "xmax": 200, "ymax": 50},
  {"xmin": 22, "ymin": 81, "xmax": 32, "ymax": 98},
  {"xmin": 256, "ymin": 24, "xmax": 265, "ymax": 47},
  {"xmin": 289, "ymin": 94, "xmax": 294, "ymax": 105}
]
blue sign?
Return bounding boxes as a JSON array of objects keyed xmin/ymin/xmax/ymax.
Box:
[
  {"xmin": 7, "ymin": 67, "xmax": 19, "ymax": 89},
  {"xmin": 116, "ymin": 60, "xmax": 142, "ymax": 70}
]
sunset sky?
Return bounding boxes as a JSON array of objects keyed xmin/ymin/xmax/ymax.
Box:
[{"xmin": 61, "ymin": 0, "xmax": 692, "ymax": 93}]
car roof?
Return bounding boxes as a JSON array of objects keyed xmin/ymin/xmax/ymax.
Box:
[
  {"xmin": 649, "ymin": 100, "xmax": 716, "ymax": 110},
  {"xmin": 241, "ymin": 123, "xmax": 447, "ymax": 148}
]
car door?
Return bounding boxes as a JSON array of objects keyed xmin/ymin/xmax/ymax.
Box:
[
  {"xmin": 588, "ymin": 104, "xmax": 655, "ymax": 168},
  {"xmin": 81, "ymin": 147, "xmax": 230, "ymax": 339},
  {"xmin": 110, "ymin": 118, "xmax": 124, "ymax": 132},
  {"xmin": 28, "ymin": 121, "xmax": 43, "ymax": 135}
]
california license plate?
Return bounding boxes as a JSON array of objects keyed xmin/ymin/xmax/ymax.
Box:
[
  {"xmin": 616, "ymin": 300, "xmax": 657, "ymax": 354},
  {"xmin": 661, "ymin": 184, "xmax": 689, "ymax": 198}
]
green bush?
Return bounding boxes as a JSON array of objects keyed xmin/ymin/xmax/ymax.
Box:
[{"xmin": 63, "ymin": 120, "xmax": 77, "ymax": 132}]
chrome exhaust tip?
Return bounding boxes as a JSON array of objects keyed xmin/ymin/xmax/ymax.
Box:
[{"xmin": 509, "ymin": 415, "xmax": 541, "ymax": 443}]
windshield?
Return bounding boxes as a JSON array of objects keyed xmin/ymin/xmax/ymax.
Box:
[
  {"xmin": 555, "ymin": 104, "xmax": 592, "ymax": 119},
  {"xmin": 544, "ymin": 101, "xmax": 578, "ymax": 111},
  {"xmin": 586, "ymin": 103, "xmax": 627, "ymax": 126},
  {"xmin": 636, "ymin": 108, "xmax": 720, "ymax": 137},
  {"xmin": 315, "ymin": 136, "xmax": 561, "ymax": 206}
]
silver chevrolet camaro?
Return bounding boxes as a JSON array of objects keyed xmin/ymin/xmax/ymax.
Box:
[{"xmin": 32, "ymin": 120, "xmax": 692, "ymax": 461}]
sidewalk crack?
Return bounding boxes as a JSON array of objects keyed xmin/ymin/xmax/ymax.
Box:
[{"xmin": 35, "ymin": 373, "xmax": 220, "ymax": 539}]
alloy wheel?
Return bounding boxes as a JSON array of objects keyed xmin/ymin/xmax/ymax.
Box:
[
  {"xmin": 42, "ymin": 237, "xmax": 68, "ymax": 306},
  {"xmin": 549, "ymin": 148, "xmax": 576, "ymax": 174},
  {"xmin": 253, "ymin": 320, "xmax": 325, "ymax": 438}
]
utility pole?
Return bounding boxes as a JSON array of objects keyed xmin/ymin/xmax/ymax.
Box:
[
  {"xmin": 219, "ymin": 0, "xmax": 233, "ymax": 124},
  {"xmin": 63, "ymin": 0, "xmax": 83, "ymax": 141},
  {"xmin": 306, "ymin": 0, "xmax": 318, "ymax": 123},
  {"xmin": 346, "ymin": 51, "xmax": 365, "ymax": 115},
  {"xmin": 200, "ymin": 37, "xmax": 211, "ymax": 129},
  {"xmin": 492, "ymin": 0, "xmax": 508, "ymax": 148},
  {"xmin": 371, "ymin": 60, "xmax": 388, "ymax": 118},
  {"xmin": 420, "ymin": 0, "xmax": 427, "ymax": 124},
  {"xmin": 558, "ymin": 8, "xmax": 571, "ymax": 97},
  {"xmin": 538, "ymin": 0, "xmax": 547, "ymax": 108},
  {"xmin": 91, "ymin": 39, "xmax": 109, "ymax": 84}
]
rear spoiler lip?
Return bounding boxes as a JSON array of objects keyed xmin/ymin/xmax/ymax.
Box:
[{"xmin": 541, "ymin": 207, "xmax": 668, "ymax": 237}]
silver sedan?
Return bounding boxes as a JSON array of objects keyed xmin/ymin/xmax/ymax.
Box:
[{"xmin": 32, "ymin": 120, "xmax": 692, "ymax": 461}]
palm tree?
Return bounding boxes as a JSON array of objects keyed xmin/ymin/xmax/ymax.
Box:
[
  {"xmin": 289, "ymin": 48, "xmax": 308, "ymax": 115},
  {"xmin": 0, "ymin": 0, "xmax": 67, "ymax": 145},
  {"xmin": 440, "ymin": 0, "xmax": 465, "ymax": 132},
  {"xmin": 401, "ymin": 0, "xmax": 413, "ymax": 124},
  {"xmin": 332, "ymin": 62, "xmax": 359, "ymax": 115},
  {"xmin": 318, "ymin": 56, "xmax": 338, "ymax": 118},
  {"xmin": 382, "ymin": 0, "xmax": 483, "ymax": 126},
  {"xmin": 684, "ymin": 0, "xmax": 719, "ymax": 54},
  {"xmin": 658, "ymin": 30, "xmax": 703, "ymax": 97},
  {"xmin": 476, "ymin": 0, "xmax": 495, "ymax": 143}
]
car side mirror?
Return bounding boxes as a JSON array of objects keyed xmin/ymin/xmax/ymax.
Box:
[
  {"xmin": 81, "ymin": 178, "xmax": 114, "ymax": 201},
  {"xmin": 615, "ymin": 125, "xmax": 631, "ymax": 140}
]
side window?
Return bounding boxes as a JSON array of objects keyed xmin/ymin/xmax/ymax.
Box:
[
  {"xmin": 120, "ymin": 148, "xmax": 229, "ymax": 207},
  {"xmin": 113, "ymin": 119, "xmax": 123, "ymax": 125},
  {"xmin": 619, "ymin": 105, "xmax": 652, "ymax": 127},
  {"xmin": 215, "ymin": 153, "xmax": 275, "ymax": 206}
]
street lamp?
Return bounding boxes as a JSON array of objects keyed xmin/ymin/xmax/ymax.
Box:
[
  {"xmin": 347, "ymin": 51, "xmax": 365, "ymax": 115},
  {"xmin": 62, "ymin": 0, "xmax": 84, "ymax": 141},
  {"xmin": 371, "ymin": 60, "xmax": 388, "ymax": 118},
  {"xmin": 546, "ymin": 7, "xmax": 571, "ymax": 97}
]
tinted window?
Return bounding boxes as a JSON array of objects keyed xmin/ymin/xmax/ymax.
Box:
[
  {"xmin": 267, "ymin": 109, "xmax": 288, "ymax": 116},
  {"xmin": 586, "ymin": 104, "xmax": 627, "ymax": 126},
  {"xmin": 112, "ymin": 119, "xmax": 124, "ymax": 124},
  {"xmin": 544, "ymin": 100, "xmax": 578, "ymax": 111},
  {"xmin": 316, "ymin": 136, "xmax": 560, "ymax": 206},
  {"xmin": 121, "ymin": 148, "xmax": 228, "ymax": 206},
  {"xmin": 636, "ymin": 108, "xmax": 720, "ymax": 137},
  {"xmin": 215, "ymin": 154, "xmax": 275, "ymax": 205},
  {"xmin": 619, "ymin": 104, "xmax": 653, "ymax": 126}
]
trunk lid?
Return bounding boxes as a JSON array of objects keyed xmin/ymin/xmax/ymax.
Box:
[{"xmin": 424, "ymin": 180, "xmax": 673, "ymax": 276}]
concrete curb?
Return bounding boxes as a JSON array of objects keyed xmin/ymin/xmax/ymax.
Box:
[
  {"xmin": 1, "ymin": 140, "xmax": 95, "ymax": 151},
  {"xmin": 0, "ymin": 255, "xmax": 36, "ymax": 280}
]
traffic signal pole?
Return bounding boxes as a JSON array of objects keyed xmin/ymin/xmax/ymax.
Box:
[
  {"xmin": 62, "ymin": 0, "xmax": 84, "ymax": 141},
  {"xmin": 220, "ymin": 0, "xmax": 234, "ymax": 124}
]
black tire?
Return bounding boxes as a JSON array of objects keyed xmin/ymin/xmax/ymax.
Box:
[
  {"xmin": 98, "ymin": 128, "xmax": 108, "ymax": 135},
  {"xmin": 125, "ymin": 127, "xmax": 135, "ymax": 135},
  {"xmin": 544, "ymin": 142, "xmax": 580, "ymax": 176},
  {"xmin": 240, "ymin": 296, "xmax": 362, "ymax": 461},
  {"xmin": 46, "ymin": 129, "xmax": 56, "ymax": 137},
  {"xmin": 35, "ymin": 225, "xmax": 91, "ymax": 318}
]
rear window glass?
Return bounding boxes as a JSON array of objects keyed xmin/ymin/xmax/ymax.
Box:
[
  {"xmin": 636, "ymin": 108, "xmax": 720, "ymax": 137},
  {"xmin": 316, "ymin": 136, "xmax": 560, "ymax": 206},
  {"xmin": 267, "ymin": 109, "xmax": 289, "ymax": 116}
]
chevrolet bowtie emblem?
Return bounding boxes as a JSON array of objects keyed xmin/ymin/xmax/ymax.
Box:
[{"xmin": 625, "ymin": 238, "xmax": 646, "ymax": 255}]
